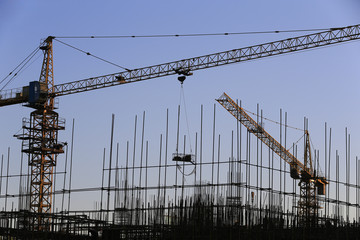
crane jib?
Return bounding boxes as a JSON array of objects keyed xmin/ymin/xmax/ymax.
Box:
[
  {"xmin": 0, "ymin": 24, "xmax": 359, "ymax": 106},
  {"xmin": 52, "ymin": 24, "xmax": 360, "ymax": 97},
  {"xmin": 216, "ymin": 92, "xmax": 309, "ymax": 176}
]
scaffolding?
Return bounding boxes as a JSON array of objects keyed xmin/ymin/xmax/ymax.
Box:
[{"xmin": 0, "ymin": 104, "xmax": 359, "ymax": 239}]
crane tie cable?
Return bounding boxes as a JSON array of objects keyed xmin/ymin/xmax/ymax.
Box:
[
  {"xmin": 242, "ymin": 107, "xmax": 303, "ymax": 131},
  {"xmin": 0, "ymin": 46, "xmax": 40, "ymax": 90},
  {"xmin": 53, "ymin": 28, "xmax": 333, "ymax": 39},
  {"xmin": 179, "ymin": 84, "xmax": 193, "ymax": 153},
  {"xmin": 286, "ymin": 134, "xmax": 305, "ymax": 152},
  {"xmin": 53, "ymin": 39, "xmax": 131, "ymax": 71}
]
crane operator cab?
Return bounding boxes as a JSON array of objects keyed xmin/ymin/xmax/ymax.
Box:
[{"xmin": 25, "ymin": 81, "xmax": 48, "ymax": 108}]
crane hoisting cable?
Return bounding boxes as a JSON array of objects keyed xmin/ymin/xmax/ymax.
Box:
[{"xmin": 172, "ymin": 75, "xmax": 195, "ymax": 166}]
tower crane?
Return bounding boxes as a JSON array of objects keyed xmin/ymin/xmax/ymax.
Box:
[
  {"xmin": 0, "ymin": 24, "xmax": 359, "ymax": 230},
  {"xmin": 216, "ymin": 92, "xmax": 327, "ymax": 227}
]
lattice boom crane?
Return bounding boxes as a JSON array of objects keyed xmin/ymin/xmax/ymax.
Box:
[
  {"xmin": 0, "ymin": 24, "xmax": 359, "ymax": 230},
  {"xmin": 216, "ymin": 92, "xmax": 328, "ymax": 227},
  {"xmin": 1, "ymin": 24, "xmax": 359, "ymax": 106}
]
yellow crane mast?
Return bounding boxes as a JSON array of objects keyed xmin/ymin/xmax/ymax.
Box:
[
  {"xmin": 216, "ymin": 92, "xmax": 328, "ymax": 227},
  {"xmin": 12, "ymin": 37, "xmax": 65, "ymax": 230}
]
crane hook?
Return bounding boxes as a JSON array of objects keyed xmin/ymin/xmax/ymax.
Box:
[{"xmin": 178, "ymin": 75, "xmax": 186, "ymax": 84}]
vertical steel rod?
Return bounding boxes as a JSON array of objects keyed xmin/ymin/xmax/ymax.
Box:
[
  {"xmin": 130, "ymin": 115, "xmax": 137, "ymax": 224},
  {"xmin": 5, "ymin": 147, "xmax": 10, "ymax": 212},
  {"xmin": 107, "ymin": 114, "xmax": 115, "ymax": 216},
  {"xmin": 67, "ymin": 119, "xmax": 75, "ymax": 213}
]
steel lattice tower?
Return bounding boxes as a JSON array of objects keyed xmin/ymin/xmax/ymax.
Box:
[
  {"xmin": 298, "ymin": 131, "xmax": 318, "ymax": 227},
  {"xmin": 18, "ymin": 37, "xmax": 65, "ymax": 230}
]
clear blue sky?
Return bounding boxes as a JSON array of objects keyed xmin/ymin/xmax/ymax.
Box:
[{"xmin": 0, "ymin": 0, "xmax": 360, "ymax": 212}]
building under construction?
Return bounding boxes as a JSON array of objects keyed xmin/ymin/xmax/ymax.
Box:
[{"xmin": 0, "ymin": 24, "xmax": 360, "ymax": 239}]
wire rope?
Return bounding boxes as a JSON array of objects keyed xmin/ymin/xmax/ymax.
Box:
[
  {"xmin": 179, "ymin": 84, "xmax": 193, "ymax": 153},
  {"xmin": 54, "ymin": 39, "xmax": 130, "ymax": 71},
  {"xmin": 0, "ymin": 47, "xmax": 40, "ymax": 90},
  {"xmin": 54, "ymin": 28, "xmax": 333, "ymax": 39},
  {"xmin": 242, "ymin": 107, "xmax": 303, "ymax": 131}
]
